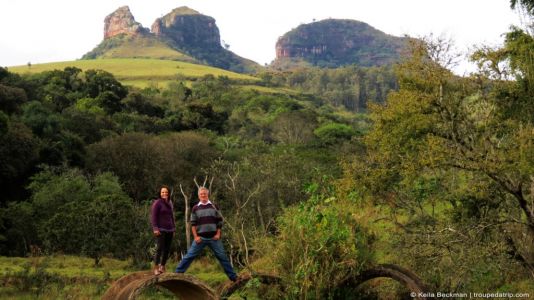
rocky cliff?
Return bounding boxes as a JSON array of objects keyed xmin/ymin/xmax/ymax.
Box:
[
  {"xmin": 150, "ymin": 6, "xmax": 259, "ymax": 73},
  {"xmin": 104, "ymin": 6, "xmax": 148, "ymax": 39},
  {"xmin": 151, "ymin": 7, "xmax": 221, "ymax": 51},
  {"xmin": 272, "ymin": 19, "xmax": 409, "ymax": 69}
]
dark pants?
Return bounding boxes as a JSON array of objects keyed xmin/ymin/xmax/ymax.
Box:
[
  {"xmin": 175, "ymin": 237, "xmax": 237, "ymax": 280},
  {"xmin": 154, "ymin": 231, "xmax": 173, "ymax": 266}
]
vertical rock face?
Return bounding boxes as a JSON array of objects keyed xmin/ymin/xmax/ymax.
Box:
[
  {"xmin": 151, "ymin": 6, "xmax": 222, "ymax": 51},
  {"xmin": 104, "ymin": 6, "xmax": 147, "ymax": 39}
]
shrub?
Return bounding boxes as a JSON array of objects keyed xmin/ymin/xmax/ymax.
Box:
[
  {"xmin": 314, "ymin": 122, "xmax": 356, "ymax": 145},
  {"xmin": 273, "ymin": 196, "xmax": 374, "ymax": 299}
]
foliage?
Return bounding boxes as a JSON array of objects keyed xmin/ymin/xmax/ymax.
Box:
[
  {"xmin": 272, "ymin": 192, "xmax": 374, "ymax": 299},
  {"xmin": 84, "ymin": 69, "xmax": 127, "ymax": 100},
  {"xmin": 86, "ymin": 131, "xmax": 218, "ymax": 201},
  {"xmin": 4, "ymin": 9, "xmax": 534, "ymax": 295},
  {"xmin": 0, "ymin": 84, "xmax": 27, "ymax": 114},
  {"xmin": 342, "ymin": 33, "xmax": 534, "ymax": 292},
  {"xmin": 122, "ymin": 91, "xmax": 164, "ymax": 117},
  {"xmin": 511, "ymin": 0, "xmax": 534, "ymax": 14},
  {"xmin": 314, "ymin": 122, "xmax": 357, "ymax": 145},
  {"xmin": 264, "ymin": 65, "xmax": 398, "ymax": 112},
  {"xmin": 43, "ymin": 193, "xmax": 137, "ymax": 266},
  {"xmin": 3, "ymin": 169, "xmax": 140, "ymax": 265},
  {"xmin": 271, "ymin": 110, "xmax": 317, "ymax": 145},
  {"xmin": 0, "ymin": 121, "xmax": 38, "ymax": 205}
]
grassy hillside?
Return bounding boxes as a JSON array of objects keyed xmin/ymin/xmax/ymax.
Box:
[
  {"xmin": 83, "ymin": 35, "xmax": 197, "ymax": 62},
  {"xmin": 9, "ymin": 58, "xmax": 259, "ymax": 88}
]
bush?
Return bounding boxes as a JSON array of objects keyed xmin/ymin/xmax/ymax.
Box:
[
  {"xmin": 273, "ymin": 196, "xmax": 374, "ymax": 299},
  {"xmin": 5, "ymin": 168, "xmax": 146, "ymax": 263},
  {"xmin": 314, "ymin": 122, "xmax": 356, "ymax": 145}
]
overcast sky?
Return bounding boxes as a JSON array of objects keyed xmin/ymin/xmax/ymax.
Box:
[{"xmin": 0, "ymin": 0, "xmax": 522, "ymax": 73}]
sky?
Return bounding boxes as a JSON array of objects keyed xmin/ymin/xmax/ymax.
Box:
[{"xmin": 0, "ymin": 0, "xmax": 522, "ymax": 73}]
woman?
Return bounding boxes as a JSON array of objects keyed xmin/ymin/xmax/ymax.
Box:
[{"xmin": 150, "ymin": 185, "xmax": 175, "ymax": 275}]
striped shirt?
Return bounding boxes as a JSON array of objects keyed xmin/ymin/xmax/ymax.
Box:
[{"xmin": 191, "ymin": 201, "xmax": 223, "ymax": 238}]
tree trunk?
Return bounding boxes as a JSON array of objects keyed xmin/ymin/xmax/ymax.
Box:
[
  {"xmin": 185, "ymin": 197, "xmax": 191, "ymax": 249},
  {"xmin": 180, "ymin": 184, "xmax": 191, "ymax": 249},
  {"xmin": 512, "ymin": 189, "xmax": 534, "ymax": 238}
]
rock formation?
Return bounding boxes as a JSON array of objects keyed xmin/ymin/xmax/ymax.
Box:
[
  {"xmin": 273, "ymin": 19, "xmax": 409, "ymax": 69},
  {"xmin": 149, "ymin": 6, "xmax": 259, "ymax": 73},
  {"xmin": 151, "ymin": 6, "xmax": 222, "ymax": 52},
  {"xmin": 85, "ymin": 6, "xmax": 260, "ymax": 73},
  {"xmin": 104, "ymin": 6, "xmax": 148, "ymax": 39}
]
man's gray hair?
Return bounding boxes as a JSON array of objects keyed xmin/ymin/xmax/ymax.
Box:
[{"xmin": 198, "ymin": 187, "xmax": 209, "ymax": 194}]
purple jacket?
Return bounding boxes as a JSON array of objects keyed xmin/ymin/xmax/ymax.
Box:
[{"xmin": 151, "ymin": 198, "xmax": 176, "ymax": 232}]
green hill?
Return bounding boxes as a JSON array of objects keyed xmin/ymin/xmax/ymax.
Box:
[
  {"xmin": 9, "ymin": 58, "xmax": 259, "ymax": 88},
  {"xmin": 82, "ymin": 34, "xmax": 198, "ymax": 63}
]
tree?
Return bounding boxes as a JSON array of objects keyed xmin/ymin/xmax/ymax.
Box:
[
  {"xmin": 180, "ymin": 102, "xmax": 228, "ymax": 133},
  {"xmin": 87, "ymin": 131, "xmax": 218, "ymax": 201},
  {"xmin": 43, "ymin": 193, "xmax": 137, "ymax": 266},
  {"xmin": 84, "ymin": 69, "xmax": 127, "ymax": 99},
  {"xmin": 62, "ymin": 107, "xmax": 114, "ymax": 144},
  {"xmin": 0, "ymin": 84, "xmax": 28, "ymax": 114},
  {"xmin": 271, "ymin": 110, "xmax": 316, "ymax": 145},
  {"xmin": 314, "ymin": 122, "xmax": 357, "ymax": 145},
  {"xmin": 344, "ymin": 36, "xmax": 534, "ymax": 288},
  {"xmin": 369, "ymin": 37, "xmax": 534, "ymax": 231},
  {"xmin": 86, "ymin": 133, "xmax": 160, "ymax": 201},
  {"xmin": 21, "ymin": 101, "xmax": 63, "ymax": 137},
  {"xmin": 7, "ymin": 168, "xmax": 141, "ymax": 264},
  {"xmin": 122, "ymin": 92, "xmax": 164, "ymax": 117},
  {"xmin": 97, "ymin": 91, "xmax": 123, "ymax": 114},
  {"xmin": 511, "ymin": 0, "xmax": 534, "ymax": 14},
  {"xmin": 0, "ymin": 120, "xmax": 38, "ymax": 205},
  {"xmin": 0, "ymin": 111, "xmax": 7, "ymax": 137}
]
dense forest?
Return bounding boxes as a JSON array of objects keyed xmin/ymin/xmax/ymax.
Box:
[
  {"xmin": 1, "ymin": 1, "xmax": 534, "ymax": 298},
  {"xmin": 260, "ymin": 65, "xmax": 398, "ymax": 111}
]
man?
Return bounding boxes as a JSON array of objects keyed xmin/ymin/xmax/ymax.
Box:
[{"xmin": 175, "ymin": 187, "xmax": 237, "ymax": 281}]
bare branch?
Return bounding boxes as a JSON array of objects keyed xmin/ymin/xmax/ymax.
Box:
[
  {"xmin": 241, "ymin": 183, "xmax": 261, "ymax": 209},
  {"xmin": 208, "ymin": 176, "xmax": 214, "ymax": 192}
]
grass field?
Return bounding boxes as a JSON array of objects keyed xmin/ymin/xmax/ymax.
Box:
[
  {"xmin": 0, "ymin": 255, "xmax": 240, "ymax": 299},
  {"xmin": 8, "ymin": 58, "xmax": 259, "ymax": 89}
]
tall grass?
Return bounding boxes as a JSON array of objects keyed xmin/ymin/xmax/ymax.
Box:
[{"xmin": 0, "ymin": 254, "xmax": 234, "ymax": 299}]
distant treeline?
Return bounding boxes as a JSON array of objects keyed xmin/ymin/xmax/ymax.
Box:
[{"xmin": 259, "ymin": 65, "xmax": 398, "ymax": 112}]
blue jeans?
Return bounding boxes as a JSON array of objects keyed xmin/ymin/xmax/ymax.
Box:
[{"xmin": 175, "ymin": 237, "xmax": 237, "ymax": 280}]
